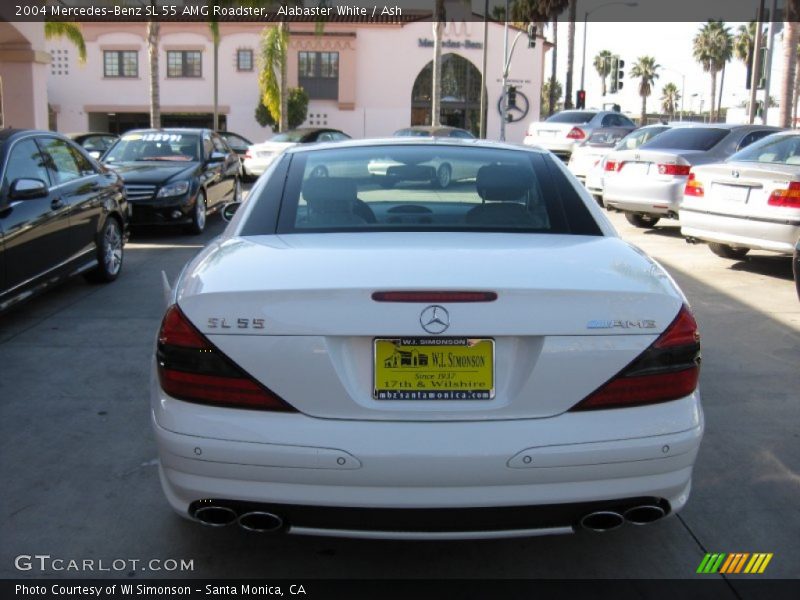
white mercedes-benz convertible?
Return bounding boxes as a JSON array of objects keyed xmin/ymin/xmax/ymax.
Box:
[{"xmin": 152, "ymin": 138, "xmax": 703, "ymax": 539}]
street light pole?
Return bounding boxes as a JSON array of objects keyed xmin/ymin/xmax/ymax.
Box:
[
  {"xmin": 579, "ymin": 2, "xmax": 638, "ymax": 99},
  {"xmin": 500, "ymin": 0, "xmax": 509, "ymax": 142}
]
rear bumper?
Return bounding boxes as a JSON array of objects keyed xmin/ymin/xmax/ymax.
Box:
[
  {"xmin": 604, "ymin": 178, "xmax": 686, "ymax": 215},
  {"xmin": 243, "ymin": 156, "xmax": 276, "ymax": 176},
  {"xmin": 523, "ymin": 137, "xmax": 576, "ymax": 157},
  {"xmin": 152, "ymin": 380, "xmax": 704, "ymax": 537},
  {"xmin": 680, "ymin": 208, "xmax": 800, "ymax": 254}
]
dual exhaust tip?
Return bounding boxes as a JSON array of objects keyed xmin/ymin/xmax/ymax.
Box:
[
  {"xmin": 192, "ymin": 506, "xmax": 284, "ymax": 533},
  {"xmin": 579, "ymin": 505, "xmax": 666, "ymax": 532}
]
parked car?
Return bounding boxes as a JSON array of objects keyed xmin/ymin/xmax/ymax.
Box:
[
  {"xmin": 0, "ymin": 129, "xmax": 128, "ymax": 312},
  {"xmin": 102, "ymin": 128, "xmax": 241, "ymax": 234},
  {"xmin": 603, "ymin": 124, "xmax": 781, "ymax": 228},
  {"xmin": 567, "ymin": 126, "xmax": 635, "ymax": 186},
  {"xmin": 523, "ymin": 110, "xmax": 636, "ymax": 159},
  {"xmin": 794, "ymin": 238, "xmax": 800, "ymax": 300},
  {"xmin": 243, "ymin": 128, "xmax": 351, "ymax": 178},
  {"xmin": 585, "ymin": 124, "xmax": 672, "ymax": 203},
  {"xmin": 394, "ymin": 126, "xmax": 475, "ymax": 138},
  {"xmin": 67, "ymin": 132, "xmax": 119, "ymax": 159},
  {"xmin": 680, "ymin": 131, "xmax": 800, "ymax": 264},
  {"xmin": 153, "ymin": 137, "xmax": 703, "ymax": 539},
  {"xmin": 217, "ymin": 131, "xmax": 253, "ymax": 178}
]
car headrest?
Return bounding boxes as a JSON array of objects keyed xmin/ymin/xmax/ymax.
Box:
[
  {"xmin": 303, "ymin": 177, "xmax": 357, "ymax": 212},
  {"xmin": 476, "ymin": 165, "xmax": 534, "ymax": 201}
]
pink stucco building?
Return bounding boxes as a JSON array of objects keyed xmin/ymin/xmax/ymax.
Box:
[{"xmin": 44, "ymin": 17, "xmax": 547, "ymax": 142}]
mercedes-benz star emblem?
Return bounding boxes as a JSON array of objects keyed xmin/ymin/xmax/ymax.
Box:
[
  {"xmin": 732, "ymin": 170, "xmax": 740, "ymax": 178},
  {"xmin": 420, "ymin": 305, "xmax": 450, "ymax": 335}
]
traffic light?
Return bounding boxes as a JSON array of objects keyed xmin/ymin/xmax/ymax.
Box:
[
  {"xmin": 507, "ymin": 85, "xmax": 517, "ymax": 108},
  {"xmin": 610, "ymin": 56, "xmax": 625, "ymax": 93},
  {"xmin": 527, "ymin": 23, "xmax": 537, "ymax": 48},
  {"xmin": 576, "ymin": 90, "xmax": 586, "ymax": 109}
]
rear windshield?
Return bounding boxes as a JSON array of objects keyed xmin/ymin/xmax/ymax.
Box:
[
  {"xmin": 586, "ymin": 130, "xmax": 626, "ymax": 146},
  {"xmin": 728, "ymin": 134, "xmax": 800, "ymax": 165},
  {"xmin": 640, "ymin": 127, "xmax": 728, "ymax": 151},
  {"xmin": 546, "ymin": 111, "xmax": 596, "ymax": 124},
  {"xmin": 614, "ymin": 126, "xmax": 670, "ymax": 150},
  {"xmin": 271, "ymin": 131, "xmax": 307, "ymax": 143},
  {"xmin": 252, "ymin": 146, "xmax": 601, "ymax": 236}
]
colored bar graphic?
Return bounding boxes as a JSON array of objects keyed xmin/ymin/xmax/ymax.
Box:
[{"xmin": 700, "ymin": 553, "xmax": 773, "ymax": 575}]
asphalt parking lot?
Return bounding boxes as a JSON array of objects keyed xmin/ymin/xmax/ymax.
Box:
[{"xmin": 1, "ymin": 189, "xmax": 798, "ymax": 589}]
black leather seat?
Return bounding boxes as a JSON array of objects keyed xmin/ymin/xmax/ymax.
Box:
[
  {"xmin": 303, "ymin": 177, "xmax": 367, "ymax": 226},
  {"xmin": 466, "ymin": 165, "xmax": 539, "ymax": 227}
]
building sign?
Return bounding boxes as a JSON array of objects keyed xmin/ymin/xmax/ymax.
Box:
[{"xmin": 418, "ymin": 39, "xmax": 483, "ymax": 50}]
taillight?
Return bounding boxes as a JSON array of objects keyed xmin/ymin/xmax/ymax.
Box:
[
  {"xmin": 768, "ymin": 181, "xmax": 800, "ymax": 208},
  {"xmin": 570, "ymin": 305, "xmax": 701, "ymax": 411},
  {"xmin": 567, "ymin": 127, "xmax": 586, "ymax": 140},
  {"xmin": 605, "ymin": 160, "xmax": 619, "ymax": 172},
  {"xmin": 658, "ymin": 163, "xmax": 691, "ymax": 176},
  {"xmin": 157, "ymin": 305, "xmax": 295, "ymax": 411},
  {"xmin": 684, "ymin": 172, "xmax": 704, "ymax": 197},
  {"xmin": 244, "ymin": 150, "xmax": 252, "ymax": 159}
]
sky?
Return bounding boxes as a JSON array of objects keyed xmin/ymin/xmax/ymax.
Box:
[{"xmin": 549, "ymin": 21, "xmax": 788, "ymax": 121}]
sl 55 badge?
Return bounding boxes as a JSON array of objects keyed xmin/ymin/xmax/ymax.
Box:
[{"xmin": 208, "ymin": 317, "xmax": 265, "ymax": 330}]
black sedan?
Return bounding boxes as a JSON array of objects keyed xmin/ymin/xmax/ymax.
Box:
[
  {"xmin": 102, "ymin": 128, "xmax": 242, "ymax": 234},
  {"xmin": 0, "ymin": 129, "xmax": 128, "ymax": 313}
]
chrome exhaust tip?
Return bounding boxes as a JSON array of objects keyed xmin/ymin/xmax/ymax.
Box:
[
  {"xmin": 193, "ymin": 505, "xmax": 238, "ymax": 527},
  {"xmin": 623, "ymin": 505, "xmax": 666, "ymax": 525},
  {"xmin": 579, "ymin": 511, "xmax": 624, "ymax": 532},
  {"xmin": 238, "ymin": 511, "xmax": 284, "ymax": 533}
]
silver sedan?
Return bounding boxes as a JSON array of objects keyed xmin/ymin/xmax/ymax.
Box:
[
  {"xmin": 603, "ymin": 124, "xmax": 782, "ymax": 228},
  {"xmin": 680, "ymin": 131, "xmax": 800, "ymax": 263}
]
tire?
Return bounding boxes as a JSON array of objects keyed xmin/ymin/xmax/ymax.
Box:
[
  {"xmin": 708, "ymin": 242, "xmax": 750, "ymax": 260},
  {"xmin": 592, "ymin": 194, "xmax": 604, "ymax": 207},
  {"xmin": 186, "ymin": 190, "xmax": 207, "ymax": 235},
  {"xmin": 625, "ymin": 212, "xmax": 660, "ymax": 229},
  {"xmin": 435, "ymin": 163, "xmax": 452, "ymax": 189},
  {"xmin": 84, "ymin": 217, "xmax": 123, "ymax": 283},
  {"xmin": 310, "ymin": 165, "xmax": 329, "ymax": 178}
]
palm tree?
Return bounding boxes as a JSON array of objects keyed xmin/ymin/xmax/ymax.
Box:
[
  {"xmin": 146, "ymin": 19, "xmax": 160, "ymax": 128},
  {"xmin": 541, "ymin": 79, "xmax": 562, "ymax": 116},
  {"xmin": 44, "ymin": 22, "xmax": 87, "ymax": 63},
  {"xmin": 258, "ymin": 24, "xmax": 288, "ymax": 132},
  {"xmin": 693, "ymin": 20, "xmax": 733, "ymax": 123},
  {"xmin": 630, "ymin": 56, "xmax": 660, "ymax": 125},
  {"xmin": 733, "ymin": 22, "xmax": 763, "ymax": 72},
  {"xmin": 594, "ymin": 50, "xmax": 613, "ymax": 96},
  {"xmin": 564, "ymin": 0, "xmax": 577, "ymax": 109},
  {"xmin": 431, "ymin": 0, "xmax": 445, "ymax": 127},
  {"xmin": 660, "ymin": 82, "xmax": 681, "ymax": 120},
  {"xmin": 778, "ymin": 1, "xmax": 800, "ymax": 128}
]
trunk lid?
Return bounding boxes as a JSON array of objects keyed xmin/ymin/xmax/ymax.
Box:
[{"xmin": 175, "ymin": 233, "xmax": 683, "ymax": 420}]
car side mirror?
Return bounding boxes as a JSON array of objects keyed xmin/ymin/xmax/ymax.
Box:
[
  {"xmin": 208, "ymin": 151, "xmax": 226, "ymax": 163},
  {"xmin": 221, "ymin": 201, "xmax": 242, "ymax": 222},
  {"xmin": 9, "ymin": 178, "xmax": 48, "ymax": 200}
]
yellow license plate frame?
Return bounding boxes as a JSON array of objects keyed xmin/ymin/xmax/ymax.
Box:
[{"xmin": 373, "ymin": 338, "xmax": 495, "ymax": 400}]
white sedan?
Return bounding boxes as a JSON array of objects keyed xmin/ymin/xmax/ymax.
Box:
[
  {"xmin": 153, "ymin": 138, "xmax": 704, "ymax": 539},
  {"xmin": 243, "ymin": 128, "xmax": 350, "ymax": 178}
]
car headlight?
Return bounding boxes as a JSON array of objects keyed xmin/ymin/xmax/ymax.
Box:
[{"xmin": 157, "ymin": 181, "xmax": 190, "ymax": 198}]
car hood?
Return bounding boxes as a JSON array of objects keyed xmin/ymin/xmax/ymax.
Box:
[{"xmin": 104, "ymin": 161, "xmax": 198, "ymax": 184}]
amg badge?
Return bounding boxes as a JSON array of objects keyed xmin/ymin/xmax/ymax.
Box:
[
  {"xmin": 208, "ymin": 317, "xmax": 265, "ymax": 330},
  {"xmin": 587, "ymin": 319, "xmax": 657, "ymax": 330}
]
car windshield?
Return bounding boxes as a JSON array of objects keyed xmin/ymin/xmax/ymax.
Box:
[
  {"xmin": 545, "ymin": 111, "xmax": 596, "ymax": 124},
  {"xmin": 728, "ymin": 134, "xmax": 800, "ymax": 165},
  {"xmin": 261, "ymin": 146, "xmax": 601, "ymax": 236},
  {"xmin": 104, "ymin": 132, "xmax": 200, "ymax": 162},
  {"xmin": 394, "ymin": 128, "xmax": 433, "ymax": 137},
  {"xmin": 640, "ymin": 127, "xmax": 728, "ymax": 151},
  {"xmin": 271, "ymin": 131, "xmax": 309, "ymax": 143},
  {"xmin": 614, "ymin": 126, "xmax": 670, "ymax": 150}
]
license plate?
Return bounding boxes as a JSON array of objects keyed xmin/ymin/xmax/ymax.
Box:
[
  {"xmin": 257, "ymin": 151, "xmax": 273, "ymax": 158},
  {"xmin": 621, "ymin": 162, "xmax": 650, "ymax": 176},
  {"xmin": 537, "ymin": 130, "xmax": 557, "ymax": 137},
  {"xmin": 712, "ymin": 183, "xmax": 750, "ymax": 204},
  {"xmin": 373, "ymin": 338, "xmax": 494, "ymax": 400}
]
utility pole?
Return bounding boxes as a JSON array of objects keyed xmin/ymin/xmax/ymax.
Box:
[
  {"xmin": 748, "ymin": 0, "xmax": 765, "ymax": 124},
  {"xmin": 500, "ymin": 0, "xmax": 509, "ymax": 141},
  {"xmin": 480, "ymin": 0, "xmax": 489, "ymax": 138},
  {"xmin": 762, "ymin": 0, "xmax": 778, "ymax": 125}
]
